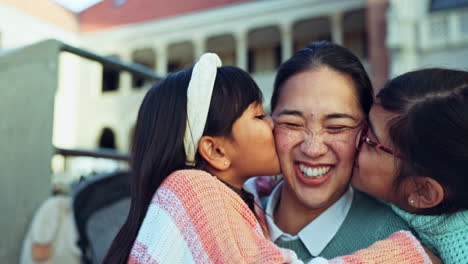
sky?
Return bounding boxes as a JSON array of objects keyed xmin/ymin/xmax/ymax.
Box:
[{"xmin": 53, "ymin": 0, "xmax": 103, "ymax": 13}]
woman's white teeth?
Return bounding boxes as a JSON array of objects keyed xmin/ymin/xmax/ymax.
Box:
[{"xmin": 299, "ymin": 164, "xmax": 331, "ymax": 178}]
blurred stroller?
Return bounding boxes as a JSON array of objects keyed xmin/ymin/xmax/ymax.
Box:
[{"xmin": 72, "ymin": 170, "xmax": 130, "ymax": 264}]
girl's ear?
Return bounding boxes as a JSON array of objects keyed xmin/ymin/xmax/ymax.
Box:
[
  {"xmin": 198, "ymin": 136, "xmax": 231, "ymax": 171},
  {"xmin": 407, "ymin": 177, "xmax": 444, "ymax": 210}
]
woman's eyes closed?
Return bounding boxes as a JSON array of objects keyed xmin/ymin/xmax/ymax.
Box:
[
  {"xmin": 278, "ymin": 121, "xmax": 303, "ymax": 128},
  {"xmin": 326, "ymin": 126, "xmax": 349, "ymax": 133},
  {"xmin": 275, "ymin": 118, "xmax": 356, "ymax": 132}
]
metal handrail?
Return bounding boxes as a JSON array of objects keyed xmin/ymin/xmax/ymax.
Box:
[
  {"xmin": 53, "ymin": 41, "xmax": 158, "ymax": 162},
  {"xmin": 59, "ymin": 42, "xmax": 162, "ymax": 81},
  {"xmin": 56, "ymin": 147, "xmax": 130, "ymax": 161}
]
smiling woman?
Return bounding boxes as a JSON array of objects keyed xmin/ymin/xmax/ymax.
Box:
[
  {"xmin": 253, "ymin": 41, "xmax": 412, "ymax": 261},
  {"xmin": 273, "ymin": 66, "xmax": 363, "ymax": 212}
]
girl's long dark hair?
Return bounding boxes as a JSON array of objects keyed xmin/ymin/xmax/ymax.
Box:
[
  {"xmin": 102, "ymin": 66, "xmax": 262, "ymax": 264},
  {"xmin": 378, "ymin": 68, "xmax": 468, "ymax": 215}
]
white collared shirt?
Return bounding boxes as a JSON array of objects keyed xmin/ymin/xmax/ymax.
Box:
[{"xmin": 265, "ymin": 182, "xmax": 354, "ymax": 257}]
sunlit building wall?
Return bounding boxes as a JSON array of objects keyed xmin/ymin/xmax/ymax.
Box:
[
  {"xmin": 6, "ymin": 0, "xmax": 467, "ymax": 158},
  {"xmin": 388, "ymin": 0, "xmax": 468, "ymax": 76},
  {"xmin": 77, "ymin": 0, "xmax": 369, "ymax": 153}
]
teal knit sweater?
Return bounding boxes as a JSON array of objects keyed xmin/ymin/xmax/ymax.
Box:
[
  {"xmin": 266, "ymin": 190, "xmax": 412, "ymax": 262},
  {"xmin": 391, "ymin": 205, "xmax": 468, "ymax": 264}
]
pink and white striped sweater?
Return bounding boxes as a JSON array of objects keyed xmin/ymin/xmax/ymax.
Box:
[{"xmin": 128, "ymin": 170, "xmax": 431, "ymax": 264}]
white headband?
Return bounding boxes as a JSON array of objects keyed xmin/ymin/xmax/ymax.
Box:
[{"xmin": 184, "ymin": 53, "xmax": 222, "ymax": 166}]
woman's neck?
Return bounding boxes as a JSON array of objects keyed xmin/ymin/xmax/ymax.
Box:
[{"xmin": 274, "ymin": 185, "xmax": 332, "ymax": 236}]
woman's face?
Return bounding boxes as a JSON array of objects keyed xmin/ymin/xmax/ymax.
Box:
[
  {"xmin": 272, "ymin": 67, "xmax": 364, "ymax": 210},
  {"xmin": 226, "ymin": 101, "xmax": 281, "ymax": 181},
  {"xmin": 352, "ymin": 104, "xmax": 406, "ymax": 206}
]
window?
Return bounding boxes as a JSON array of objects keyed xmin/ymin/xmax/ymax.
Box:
[
  {"xmin": 247, "ymin": 49, "xmax": 254, "ymax": 73},
  {"xmin": 102, "ymin": 55, "xmax": 120, "ymax": 92},
  {"xmin": 131, "ymin": 48, "xmax": 155, "ymax": 89},
  {"xmin": 168, "ymin": 61, "xmax": 182, "ymax": 73},
  {"xmin": 99, "ymin": 127, "xmax": 116, "ymax": 149},
  {"xmin": 430, "ymin": 0, "xmax": 468, "ymax": 12},
  {"xmin": 102, "ymin": 67, "xmax": 120, "ymax": 92},
  {"xmin": 168, "ymin": 41, "xmax": 194, "ymax": 72},
  {"xmin": 132, "ymin": 73, "xmax": 145, "ymax": 88},
  {"xmin": 275, "ymin": 44, "xmax": 282, "ymax": 68}
]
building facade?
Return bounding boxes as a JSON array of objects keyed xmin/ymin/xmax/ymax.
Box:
[
  {"xmin": 1, "ymin": 0, "xmax": 467, "ymax": 160},
  {"xmin": 387, "ymin": 0, "xmax": 468, "ymax": 76},
  {"xmin": 75, "ymin": 0, "xmax": 368, "ymax": 154}
]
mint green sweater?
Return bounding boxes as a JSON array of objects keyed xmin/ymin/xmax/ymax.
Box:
[
  {"xmin": 391, "ymin": 205, "xmax": 468, "ymax": 264},
  {"xmin": 265, "ymin": 190, "xmax": 412, "ymax": 262}
]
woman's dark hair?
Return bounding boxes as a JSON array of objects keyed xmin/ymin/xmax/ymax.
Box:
[
  {"xmin": 103, "ymin": 65, "xmax": 262, "ymax": 264},
  {"xmin": 271, "ymin": 40, "xmax": 374, "ymax": 115},
  {"xmin": 378, "ymin": 68, "xmax": 468, "ymax": 215}
]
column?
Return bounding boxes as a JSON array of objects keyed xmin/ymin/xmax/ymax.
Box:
[
  {"xmin": 155, "ymin": 44, "xmax": 168, "ymax": 75},
  {"xmin": 193, "ymin": 37, "xmax": 206, "ymax": 60},
  {"xmin": 367, "ymin": 0, "xmax": 390, "ymax": 91},
  {"xmin": 330, "ymin": 12, "xmax": 343, "ymax": 45},
  {"xmin": 235, "ymin": 30, "xmax": 248, "ymax": 70},
  {"xmin": 280, "ymin": 22, "xmax": 293, "ymax": 62},
  {"xmin": 119, "ymin": 49, "xmax": 132, "ymax": 92}
]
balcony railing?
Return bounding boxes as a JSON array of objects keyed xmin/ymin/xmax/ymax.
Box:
[{"xmin": 419, "ymin": 9, "xmax": 468, "ymax": 50}]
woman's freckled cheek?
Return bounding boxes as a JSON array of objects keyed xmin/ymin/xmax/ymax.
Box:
[
  {"xmin": 274, "ymin": 128, "xmax": 301, "ymax": 152},
  {"xmin": 332, "ymin": 133, "xmax": 359, "ymax": 158}
]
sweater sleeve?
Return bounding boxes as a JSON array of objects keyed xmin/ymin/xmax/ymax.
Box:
[
  {"xmin": 130, "ymin": 169, "xmax": 301, "ymax": 264},
  {"xmin": 315, "ymin": 231, "xmax": 432, "ymax": 264}
]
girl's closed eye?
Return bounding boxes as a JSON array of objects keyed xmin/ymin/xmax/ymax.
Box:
[{"xmin": 256, "ymin": 114, "xmax": 266, "ymax": 120}]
